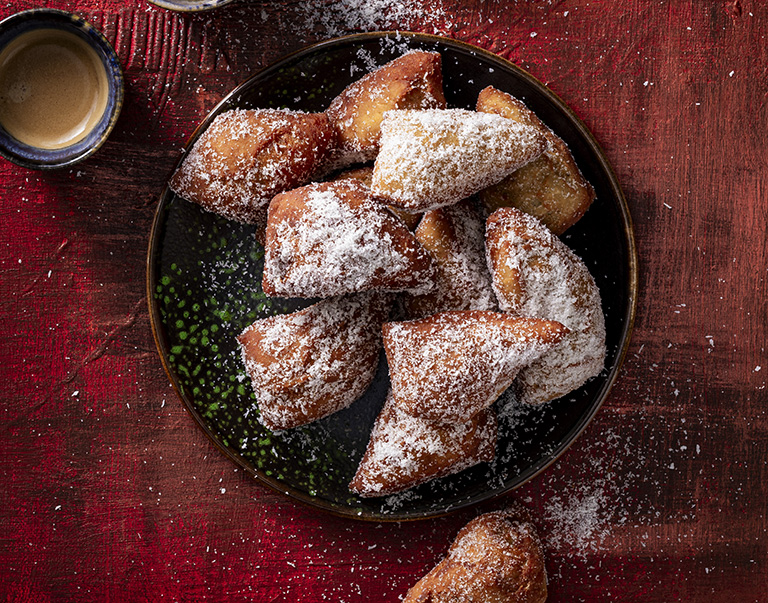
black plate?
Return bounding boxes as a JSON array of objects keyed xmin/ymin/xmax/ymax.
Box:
[{"xmin": 147, "ymin": 32, "xmax": 638, "ymax": 521}]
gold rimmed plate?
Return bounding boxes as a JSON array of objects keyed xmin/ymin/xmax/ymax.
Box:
[{"xmin": 147, "ymin": 32, "xmax": 638, "ymax": 521}]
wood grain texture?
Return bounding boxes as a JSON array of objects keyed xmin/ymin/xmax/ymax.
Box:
[{"xmin": 1, "ymin": 1, "xmax": 766, "ymax": 601}]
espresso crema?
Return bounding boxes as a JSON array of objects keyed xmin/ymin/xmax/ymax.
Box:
[{"xmin": 0, "ymin": 28, "xmax": 109, "ymax": 150}]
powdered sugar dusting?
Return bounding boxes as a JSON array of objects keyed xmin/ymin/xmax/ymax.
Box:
[
  {"xmin": 170, "ymin": 109, "xmax": 332, "ymax": 224},
  {"xmin": 263, "ymin": 180, "xmax": 435, "ymax": 298},
  {"xmin": 326, "ymin": 50, "xmax": 446, "ymax": 167},
  {"xmin": 384, "ymin": 311, "xmax": 568, "ymax": 424},
  {"xmin": 350, "ymin": 391, "xmax": 496, "ymax": 497},
  {"xmin": 405, "ymin": 201, "xmax": 498, "ymax": 318},
  {"xmin": 544, "ymin": 485, "xmax": 610, "ymax": 557},
  {"xmin": 402, "ymin": 507, "xmax": 548, "ymax": 601},
  {"xmin": 486, "ymin": 208, "xmax": 606, "ymax": 404},
  {"xmin": 298, "ymin": 0, "xmax": 450, "ymax": 37},
  {"xmin": 238, "ymin": 292, "xmax": 389, "ymax": 431},
  {"xmin": 371, "ymin": 109, "xmax": 546, "ymax": 211},
  {"xmin": 532, "ymin": 425, "xmax": 655, "ymax": 575}
]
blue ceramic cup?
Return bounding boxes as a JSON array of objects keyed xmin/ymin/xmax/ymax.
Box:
[{"xmin": 0, "ymin": 9, "xmax": 123, "ymax": 169}]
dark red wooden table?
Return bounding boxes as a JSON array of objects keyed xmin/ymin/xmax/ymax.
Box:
[{"xmin": 2, "ymin": 1, "xmax": 767, "ymax": 601}]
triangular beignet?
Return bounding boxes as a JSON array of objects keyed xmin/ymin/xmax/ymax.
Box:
[
  {"xmin": 404, "ymin": 200, "xmax": 498, "ymax": 319},
  {"xmin": 237, "ymin": 292, "xmax": 390, "ymax": 431},
  {"xmin": 403, "ymin": 506, "xmax": 548, "ymax": 603},
  {"xmin": 326, "ymin": 51, "xmax": 447, "ymax": 167},
  {"xmin": 370, "ymin": 108, "xmax": 546, "ymax": 212},
  {"xmin": 170, "ymin": 108, "xmax": 334, "ymax": 224},
  {"xmin": 477, "ymin": 86, "xmax": 595, "ymax": 235},
  {"xmin": 262, "ymin": 179, "xmax": 435, "ymax": 298},
  {"xmin": 486, "ymin": 207, "xmax": 606, "ymax": 404},
  {"xmin": 383, "ymin": 311, "xmax": 568, "ymax": 424},
  {"xmin": 349, "ymin": 390, "xmax": 497, "ymax": 498}
]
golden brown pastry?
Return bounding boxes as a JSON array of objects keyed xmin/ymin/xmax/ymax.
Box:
[
  {"xmin": 371, "ymin": 109, "xmax": 547, "ymax": 212},
  {"xmin": 383, "ymin": 311, "xmax": 568, "ymax": 424},
  {"xmin": 476, "ymin": 86, "xmax": 595, "ymax": 235},
  {"xmin": 404, "ymin": 200, "xmax": 498, "ymax": 319},
  {"xmin": 326, "ymin": 51, "xmax": 447, "ymax": 167},
  {"xmin": 485, "ymin": 207, "xmax": 606, "ymax": 404},
  {"xmin": 262, "ymin": 179, "xmax": 435, "ymax": 298},
  {"xmin": 237, "ymin": 292, "xmax": 390, "ymax": 431},
  {"xmin": 169, "ymin": 108, "xmax": 335, "ymax": 224},
  {"xmin": 331, "ymin": 165, "xmax": 374, "ymax": 187},
  {"xmin": 403, "ymin": 506, "xmax": 548, "ymax": 603},
  {"xmin": 331, "ymin": 165, "xmax": 422, "ymax": 230},
  {"xmin": 348, "ymin": 390, "xmax": 497, "ymax": 498}
]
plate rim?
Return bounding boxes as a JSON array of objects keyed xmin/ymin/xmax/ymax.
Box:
[{"xmin": 146, "ymin": 31, "xmax": 639, "ymax": 522}]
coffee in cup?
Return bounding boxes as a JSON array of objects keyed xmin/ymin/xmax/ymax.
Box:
[
  {"xmin": 0, "ymin": 9, "xmax": 123, "ymax": 169},
  {"xmin": 0, "ymin": 27, "xmax": 110, "ymax": 150}
]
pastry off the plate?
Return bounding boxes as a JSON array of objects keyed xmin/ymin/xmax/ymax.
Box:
[{"xmin": 403, "ymin": 506, "xmax": 548, "ymax": 603}]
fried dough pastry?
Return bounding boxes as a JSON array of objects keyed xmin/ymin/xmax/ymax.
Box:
[
  {"xmin": 486, "ymin": 208, "xmax": 606, "ymax": 404},
  {"xmin": 262, "ymin": 179, "xmax": 435, "ymax": 298},
  {"xmin": 348, "ymin": 391, "xmax": 497, "ymax": 498},
  {"xmin": 383, "ymin": 311, "xmax": 568, "ymax": 424},
  {"xmin": 237, "ymin": 292, "xmax": 390, "ymax": 431},
  {"xmin": 404, "ymin": 200, "xmax": 498, "ymax": 319},
  {"xmin": 326, "ymin": 51, "xmax": 446, "ymax": 166},
  {"xmin": 169, "ymin": 108, "xmax": 335, "ymax": 224},
  {"xmin": 331, "ymin": 165, "xmax": 374, "ymax": 187},
  {"xmin": 371, "ymin": 109, "xmax": 547, "ymax": 212},
  {"xmin": 332, "ymin": 165, "xmax": 422, "ymax": 230},
  {"xmin": 476, "ymin": 86, "xmax": 595, "ymax": 235},
  {"xmin": 403, "ymin": 507, "xmax": 548, "ymax": 603}
]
